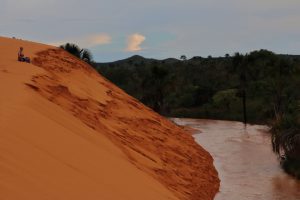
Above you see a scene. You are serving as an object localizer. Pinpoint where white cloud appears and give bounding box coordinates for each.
[125,33,146,52]
[49,33,112,48]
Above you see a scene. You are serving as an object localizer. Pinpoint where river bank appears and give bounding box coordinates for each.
[173,118,300,200]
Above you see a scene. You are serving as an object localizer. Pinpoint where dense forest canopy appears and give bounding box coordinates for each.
[95,50,299,123]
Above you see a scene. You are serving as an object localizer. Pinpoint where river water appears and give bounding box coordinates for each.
[172,118,300,200]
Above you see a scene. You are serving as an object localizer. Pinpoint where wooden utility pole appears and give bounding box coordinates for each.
[241,61,247,125]
[233,53,247,126]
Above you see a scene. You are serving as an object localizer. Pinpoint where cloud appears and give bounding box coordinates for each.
[87,34,112,46]
[49,33,112,48]
[126,33,146,52]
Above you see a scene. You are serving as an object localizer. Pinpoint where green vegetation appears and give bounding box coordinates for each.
[94,51,299,122]
[60,43,93,64]
[93,50,300,178]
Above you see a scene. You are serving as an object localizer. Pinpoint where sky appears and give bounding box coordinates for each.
[1,0,300,62]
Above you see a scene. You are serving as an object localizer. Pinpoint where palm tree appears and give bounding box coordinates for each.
[60,43,81,58]
[272,127,300,158]
[271,100,300,178]
[80,48,93,64]
[60,43,93,64]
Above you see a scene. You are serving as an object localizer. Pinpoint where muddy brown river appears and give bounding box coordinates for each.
[173,118,300,200]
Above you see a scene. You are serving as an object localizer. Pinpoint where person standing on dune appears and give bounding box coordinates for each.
[18,47,30,63]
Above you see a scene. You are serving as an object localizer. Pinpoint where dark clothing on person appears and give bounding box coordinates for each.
[18,48,30,63]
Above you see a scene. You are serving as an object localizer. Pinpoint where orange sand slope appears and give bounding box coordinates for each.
[0,36,219,200]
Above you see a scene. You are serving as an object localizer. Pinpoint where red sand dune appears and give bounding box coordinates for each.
[0,36,219,200]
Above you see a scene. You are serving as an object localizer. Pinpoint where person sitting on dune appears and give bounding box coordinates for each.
[18,47,31,63]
